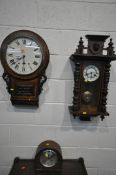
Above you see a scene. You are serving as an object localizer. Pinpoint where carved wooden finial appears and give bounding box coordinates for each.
[107,38,115,56]
[76,37,84,54]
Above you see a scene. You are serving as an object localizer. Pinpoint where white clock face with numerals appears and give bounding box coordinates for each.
[83,65,100,82]
[6,38,42,75]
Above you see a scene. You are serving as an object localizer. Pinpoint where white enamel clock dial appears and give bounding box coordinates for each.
[6,38,42,75]
[40,150,58,167]
[83,65,100,82]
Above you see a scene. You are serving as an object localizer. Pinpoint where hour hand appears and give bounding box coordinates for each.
[16,55,23,61]
[16,55,25,63]
[22,55,26,64]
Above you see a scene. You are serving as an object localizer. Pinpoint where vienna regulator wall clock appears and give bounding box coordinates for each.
[0,30,49,106]
[69,35,116,121]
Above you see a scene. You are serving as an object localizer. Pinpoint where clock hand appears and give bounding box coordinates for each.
[90,72,93,78]
[22,55,26,72]
[14,56,24,63]
[28,63,32,70]
[10,55,24,65]
[87,72,93,78]
[86,72,91,78]
[22,55,26,63]
[16,56,23,60]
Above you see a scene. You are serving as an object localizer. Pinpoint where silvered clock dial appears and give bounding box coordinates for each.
[40,149,58,167]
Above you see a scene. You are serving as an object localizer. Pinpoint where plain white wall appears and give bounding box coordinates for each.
[0,0,116,175]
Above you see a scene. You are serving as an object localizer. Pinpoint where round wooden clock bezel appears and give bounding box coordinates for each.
[0,30,49,80]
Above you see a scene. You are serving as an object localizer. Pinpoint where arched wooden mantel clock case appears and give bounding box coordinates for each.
[0,30,49,106]
[69,35,116,121]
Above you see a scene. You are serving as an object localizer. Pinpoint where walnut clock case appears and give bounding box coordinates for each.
[69,35,116,121]
[0,30,49,106]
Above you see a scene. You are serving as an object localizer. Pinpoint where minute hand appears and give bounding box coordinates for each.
[15,55,24,63]
[22,55,26,64]
[22,55,26,72]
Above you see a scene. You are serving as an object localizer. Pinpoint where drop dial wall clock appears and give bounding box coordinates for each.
[69,35,116,121]
[0,30,49,106]
[35,140,62,172]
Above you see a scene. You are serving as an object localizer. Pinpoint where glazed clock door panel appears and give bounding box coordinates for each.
[80,62,104,115]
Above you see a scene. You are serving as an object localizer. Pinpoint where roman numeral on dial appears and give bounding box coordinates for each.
[34,48,39,51]
[35,55,40,58]
[10,59,15,65]
[8,46,15,49]
[22,67,25,72]
[15,40,20,46]
[15,64,19,69]
[33,61,38,66]
[22,39,26,45]
[8,54,13,57]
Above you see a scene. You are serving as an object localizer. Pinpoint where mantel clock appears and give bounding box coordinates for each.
[35,140,62,172]
[0,30,49,106]
[69,35,116,120]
